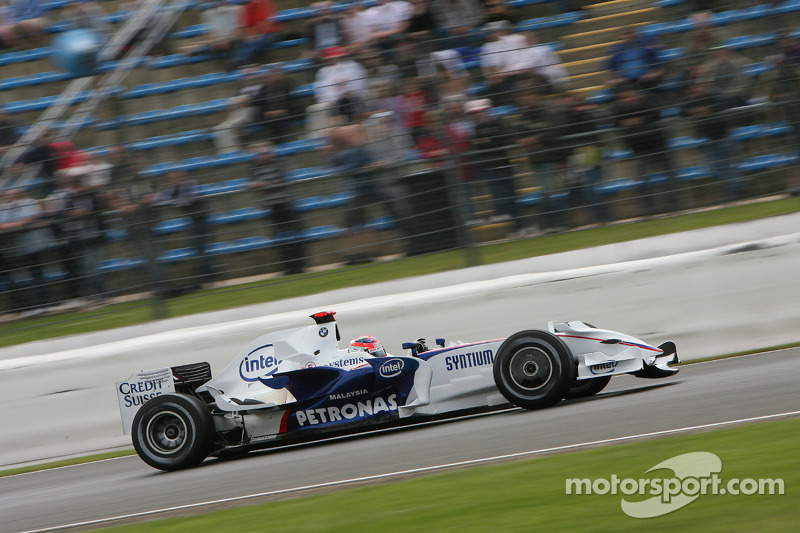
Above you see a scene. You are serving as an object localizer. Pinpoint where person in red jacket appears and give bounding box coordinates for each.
[399,77,431,142]
[232,0,282,68]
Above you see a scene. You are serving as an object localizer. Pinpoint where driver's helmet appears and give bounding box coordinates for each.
[348,335,387,357]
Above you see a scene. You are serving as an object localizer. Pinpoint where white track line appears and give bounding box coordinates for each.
[18,409,800,533]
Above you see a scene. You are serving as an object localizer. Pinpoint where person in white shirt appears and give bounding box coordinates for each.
[342,4,372,45]
[362,0,412,47]
[306,46,368,137]
[480,22,525,70]
[480,20,526,104]
[212,67,266,153]
[505,31,568,92]
[200,0,244,54]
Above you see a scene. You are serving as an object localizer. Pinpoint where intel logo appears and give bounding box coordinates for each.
[589,360,618,375]
[379,359,404,378]
[239,344,281,382]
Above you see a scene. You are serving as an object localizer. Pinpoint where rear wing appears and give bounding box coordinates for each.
[116,368,175,434]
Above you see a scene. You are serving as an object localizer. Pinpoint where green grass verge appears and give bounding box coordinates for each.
[1,196,798,349]
[679,341,800,365]
[0,449,135,478]
[100,417,799,532]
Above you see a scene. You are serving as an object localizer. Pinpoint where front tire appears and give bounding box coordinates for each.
[564,375,612,399]
[132,393,215,471]
[493,330,576,410]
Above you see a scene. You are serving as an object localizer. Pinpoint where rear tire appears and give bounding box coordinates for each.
[493,330,575,410]
[132,393,215,471]
[565,375,612,399]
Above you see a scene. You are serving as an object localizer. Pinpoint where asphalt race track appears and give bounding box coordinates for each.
[2,350,799,533]
[4,241,800,468]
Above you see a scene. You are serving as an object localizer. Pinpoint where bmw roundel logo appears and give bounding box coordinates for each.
[319,327,328,338]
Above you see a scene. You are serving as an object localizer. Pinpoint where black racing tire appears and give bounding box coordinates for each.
[132,393,215,471]
[493,330,576,410]
[564,375,612,399]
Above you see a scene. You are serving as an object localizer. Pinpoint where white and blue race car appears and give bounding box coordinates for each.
[117,311,679,470]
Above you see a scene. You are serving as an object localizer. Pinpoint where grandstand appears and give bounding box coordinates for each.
[1,0,798,314]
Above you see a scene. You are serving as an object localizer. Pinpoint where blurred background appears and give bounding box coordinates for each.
[1,0,798,334]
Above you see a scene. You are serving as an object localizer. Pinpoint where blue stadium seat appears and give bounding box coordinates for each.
[158,248,198,263]
[300,225,344,241]
[45,20,73,33]
[42,0,71,12]
[105,229,129,241]
[282,57,315,73]
[272,231,298,244]
[722,32,777,50]
[670,136,708,150]
[150,53,213,69]
[586,88,613,104]
[195,178,252,196]
[658,76,684,92]
[125,82,169,99]
[205,241,240,255]
[738,154,774,172]
[516,11,585,32]
[490,105,517,117]
[740,4,772,20]
[141,161,178,177]
[44,269,67,282]
[172,23,209,39]
[236,235,271,251]
[775,0,800,14]
[179,156,217,172]
[744,62,774,77]
[516,191,546,207]
[677,166,711,182]
[97,257,146,273]
[273,138,326,157]
[207,207,269,225]
[3,96,58,113]
[507,0,554,6]
[272,38,309,49]
[214,150,253,167]
[604,148,633,161]
[274,7,315,22]
[364,216,397,231]
[104,9,131,24]
[291,84,315,99]
[466,82,487,96]
[0,47,52,66]
[596,178,642,195]
[287,167,335,182]
[645,172,671,186]
[195,98,228,114]
[759,123,792,137]
[293,191,354,213]
[152,218,193,235]
[660,107,681,119]
[657,47,685,62]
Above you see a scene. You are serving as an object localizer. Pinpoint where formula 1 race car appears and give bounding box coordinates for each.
[117,311,679,470]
